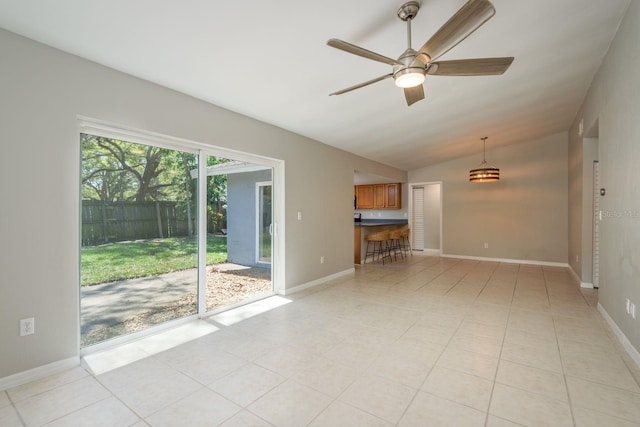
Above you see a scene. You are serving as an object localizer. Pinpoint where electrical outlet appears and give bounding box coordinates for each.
[576,255,579,263]
[631,302,636,319]
[20,317,34,336]
[484,243,489,249]
[320,256,324,264]
[297,211,302,220]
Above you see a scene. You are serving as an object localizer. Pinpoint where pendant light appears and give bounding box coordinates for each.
[469,137,500,183]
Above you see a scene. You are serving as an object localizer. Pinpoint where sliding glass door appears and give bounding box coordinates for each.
[80,133,198,347]
[80,129,278,348]
[257,181,272,264]
[204,159,273,311]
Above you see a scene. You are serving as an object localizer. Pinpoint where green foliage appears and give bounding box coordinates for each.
[80,134,198,204]
[80,135,233,242]
[206,156,230,232]
[80,235,227,286]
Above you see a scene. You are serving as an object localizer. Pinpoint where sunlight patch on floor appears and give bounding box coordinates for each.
[82,320,219,375]
[210,295,292,326]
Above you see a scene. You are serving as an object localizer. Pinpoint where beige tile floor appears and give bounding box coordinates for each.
[3,253,640,426]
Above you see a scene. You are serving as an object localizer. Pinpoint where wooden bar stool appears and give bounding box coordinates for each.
[399,227,412,257]
[364,231,391,265]
[388,229,405,261]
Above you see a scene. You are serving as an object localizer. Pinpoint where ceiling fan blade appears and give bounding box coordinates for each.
[417,0,495,62]
[327,38,403,66]
[329,74,394,96]
[428,57,514,76]
[404,85,425,106]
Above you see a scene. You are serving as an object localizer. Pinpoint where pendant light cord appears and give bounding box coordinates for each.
[481,136,488,163]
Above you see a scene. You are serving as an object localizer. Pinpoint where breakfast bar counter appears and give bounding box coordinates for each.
[354,219,408,264]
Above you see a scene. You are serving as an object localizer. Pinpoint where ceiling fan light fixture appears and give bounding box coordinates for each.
[394,68,426,88]
[327,0,513,106]
[469,136,500,183]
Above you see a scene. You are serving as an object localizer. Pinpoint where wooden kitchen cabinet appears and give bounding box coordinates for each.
[354,226,361,264]
[385,183,401,209]
[373,184,386,209]
[355,185,374,209]
[355,183,401,209]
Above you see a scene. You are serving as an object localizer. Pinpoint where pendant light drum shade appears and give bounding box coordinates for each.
[469,164,500,182]
[469,137,499,183]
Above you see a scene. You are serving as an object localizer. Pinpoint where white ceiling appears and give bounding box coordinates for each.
[0,0,630,171]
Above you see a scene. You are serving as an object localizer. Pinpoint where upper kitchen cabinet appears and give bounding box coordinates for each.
[373,185,386,209]
[355,185,374,209]
[385,183,401,209]
[355,183,401,209]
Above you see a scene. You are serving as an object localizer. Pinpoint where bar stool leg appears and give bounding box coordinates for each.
[364,240,373,264]
[389,237,396,261]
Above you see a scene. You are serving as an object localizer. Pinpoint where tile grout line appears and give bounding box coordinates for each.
[547,269,578,427]
[481,261,518,427]
[373,256,466,425]
[90,367,152,425]
[4,390,27,427]
[394,258,503,425]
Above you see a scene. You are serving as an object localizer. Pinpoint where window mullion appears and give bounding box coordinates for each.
[197,151,207,315]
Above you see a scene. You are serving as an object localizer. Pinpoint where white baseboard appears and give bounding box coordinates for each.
[567,265,594,288]
[279,268,354,296]
[568,265,581,284]
[441,253,569,268]
[419,248,441,255]
[598,303,640,369]
[0,356,79,391]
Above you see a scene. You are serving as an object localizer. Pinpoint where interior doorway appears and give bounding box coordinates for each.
[592,160,600,288]
[582,131,599,289]
[409,182,442,253]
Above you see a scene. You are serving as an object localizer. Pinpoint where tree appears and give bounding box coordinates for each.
[81,134,176,202]
[206,156,230,233]
[81,133,227,236]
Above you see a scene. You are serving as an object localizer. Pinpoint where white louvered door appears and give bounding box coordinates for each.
[412,187,425,250]
[593,161,600,288]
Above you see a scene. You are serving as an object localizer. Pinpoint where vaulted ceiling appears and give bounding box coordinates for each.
[0,0,630,170]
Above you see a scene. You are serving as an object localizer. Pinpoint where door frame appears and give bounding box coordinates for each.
[78,118,285,354]
[255,180,273,266]
[198,151,284,302]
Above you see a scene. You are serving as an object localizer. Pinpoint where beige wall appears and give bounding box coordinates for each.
[410,133,568,263]
[0,29,406,379]
[423,184,441,250]
[568,1,640,351]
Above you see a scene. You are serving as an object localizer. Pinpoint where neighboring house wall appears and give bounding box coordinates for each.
[568,1,640,354]
[409,133,569,263]
[0,29,406,380]
[227,170,272,267]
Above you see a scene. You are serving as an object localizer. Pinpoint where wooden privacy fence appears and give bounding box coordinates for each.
[82,201,191,246]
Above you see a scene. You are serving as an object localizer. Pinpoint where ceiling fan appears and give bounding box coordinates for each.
[327,0,514,106]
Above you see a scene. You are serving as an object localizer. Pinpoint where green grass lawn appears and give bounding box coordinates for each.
[81,235,227,286]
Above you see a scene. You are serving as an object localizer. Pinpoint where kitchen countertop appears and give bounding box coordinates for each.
[355,219,408,227]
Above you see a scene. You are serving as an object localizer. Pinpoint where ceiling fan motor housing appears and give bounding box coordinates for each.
[393,48,427,87]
